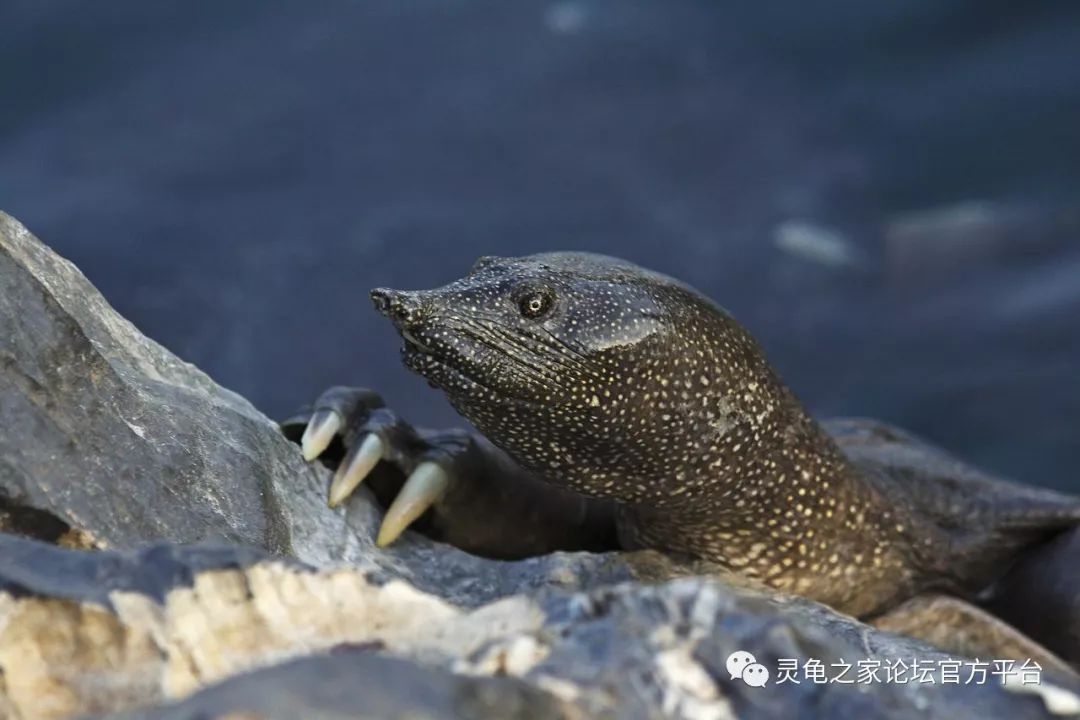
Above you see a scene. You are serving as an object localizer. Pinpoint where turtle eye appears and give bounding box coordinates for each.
[518,290,554,319]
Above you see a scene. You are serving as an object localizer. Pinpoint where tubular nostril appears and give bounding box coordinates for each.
[370,288,396,315]
[370,287,424,326]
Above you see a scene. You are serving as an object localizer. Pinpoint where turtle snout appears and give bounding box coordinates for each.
[370,287,428,328]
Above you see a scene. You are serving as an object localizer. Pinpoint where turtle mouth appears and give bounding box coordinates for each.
[395,326,448,376]
[390,321,478,387]
[399,330,488,396]
[400,328,434,354]
[396,323,548,410]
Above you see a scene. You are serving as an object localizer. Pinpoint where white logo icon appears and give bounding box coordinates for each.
[727,650,770,687]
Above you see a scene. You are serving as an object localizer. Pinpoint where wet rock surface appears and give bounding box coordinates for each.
[1,211,1077,719]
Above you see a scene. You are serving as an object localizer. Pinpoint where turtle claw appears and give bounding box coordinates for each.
[329,433,385,507]
[377,461,451,547]
[283,386,467,547]
[301,409,342,462]
[282,387,620,559]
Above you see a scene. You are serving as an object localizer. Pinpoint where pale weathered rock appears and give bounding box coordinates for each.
[0,535,555,718]
[3,534,1078,720]
[97,650,578,720]
[2,211,1078,719]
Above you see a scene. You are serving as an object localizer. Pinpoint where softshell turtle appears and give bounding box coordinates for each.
[282,252,1080,671]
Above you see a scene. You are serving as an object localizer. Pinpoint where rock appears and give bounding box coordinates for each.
[96,650,577,720]
[1,211,1078,719]
[0,209,325,553]
[3,535,1077,720]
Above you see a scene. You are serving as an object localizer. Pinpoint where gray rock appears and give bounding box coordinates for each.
[96,650,575,720]
[0,210,326,553]
[1,211,1077,719]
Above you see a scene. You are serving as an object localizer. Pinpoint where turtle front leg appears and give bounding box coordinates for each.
[280,386,618,558]
[871,593,1078,680]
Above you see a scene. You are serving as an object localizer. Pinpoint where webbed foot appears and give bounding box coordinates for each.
[281,386,618,558]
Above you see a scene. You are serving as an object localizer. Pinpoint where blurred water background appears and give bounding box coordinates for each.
[1,1,1077,490]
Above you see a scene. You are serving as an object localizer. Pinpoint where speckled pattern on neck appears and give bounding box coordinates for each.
[372,253,945,616]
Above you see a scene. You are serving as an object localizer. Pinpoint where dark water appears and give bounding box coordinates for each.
[2,1,1077,490]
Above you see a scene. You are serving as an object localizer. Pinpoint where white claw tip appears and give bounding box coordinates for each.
[301,410,343,461]
[328,433,385,507]
[376,461,450,547]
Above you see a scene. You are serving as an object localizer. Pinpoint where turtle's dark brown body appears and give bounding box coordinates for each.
[283,253,1080,667]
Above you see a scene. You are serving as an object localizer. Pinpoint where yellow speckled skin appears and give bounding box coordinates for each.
[370,253,1080,619]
